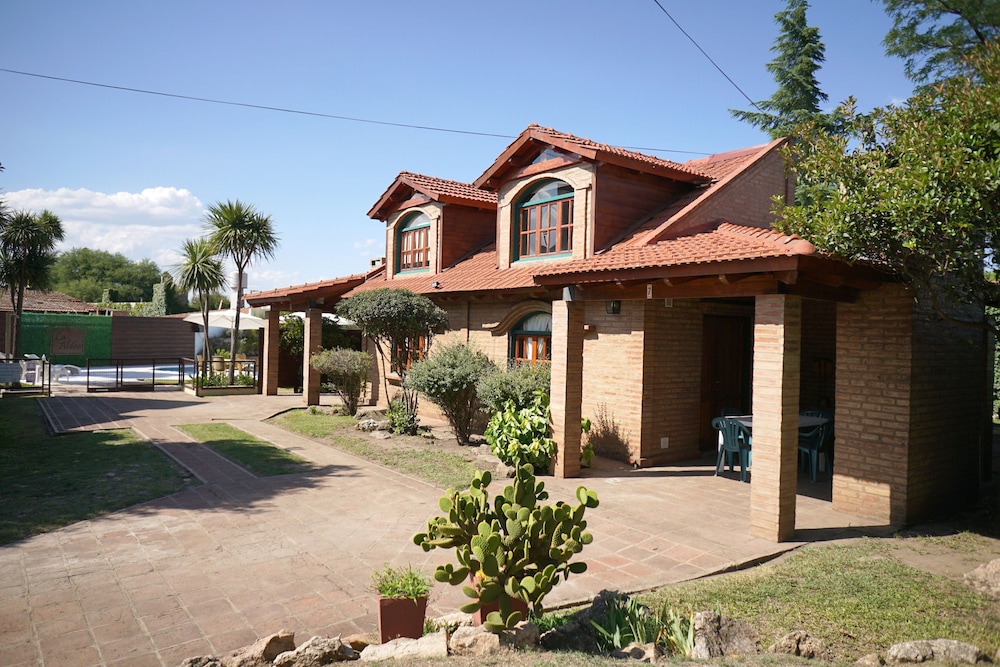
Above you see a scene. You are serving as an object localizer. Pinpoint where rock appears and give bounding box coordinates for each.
[500,621,540,649]
[768,630,832,660]
[273,636,357,666]
[222,630,296,667]
[355,408,385,421]
[449,625,501,657]
[359,630,448,662]
[180,658,222,667]
[611,641,661,663]
[886,639,986,664]
[965,558,1000,597]
[432,612,474,630]
[539,619,596,653]
[691,610,758,659]
[856,654,885,667]
[341,634,375,653]
[369,430,391,440]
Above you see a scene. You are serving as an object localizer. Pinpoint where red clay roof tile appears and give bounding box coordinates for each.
[368,171,496,220]
[0,289,97,313]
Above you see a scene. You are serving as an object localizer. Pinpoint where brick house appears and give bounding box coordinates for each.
[247,124,991,541]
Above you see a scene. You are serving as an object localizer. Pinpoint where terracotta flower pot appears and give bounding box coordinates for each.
[378,596,427,643]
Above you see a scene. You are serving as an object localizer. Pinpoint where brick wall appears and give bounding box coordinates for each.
[834,285,913,523]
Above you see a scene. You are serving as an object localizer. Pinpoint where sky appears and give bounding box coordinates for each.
[1,1,914,296]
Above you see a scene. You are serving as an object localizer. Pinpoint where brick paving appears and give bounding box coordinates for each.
[2,388,888,666]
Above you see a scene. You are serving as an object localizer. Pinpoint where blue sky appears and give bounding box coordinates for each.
[1,1,913,295]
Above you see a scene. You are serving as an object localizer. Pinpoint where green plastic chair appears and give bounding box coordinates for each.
[798,410,833,482]
[712,417,752,483]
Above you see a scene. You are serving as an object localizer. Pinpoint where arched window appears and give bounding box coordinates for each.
[511,312,552,366]
[515,180,573,260]
[397,212,430,272]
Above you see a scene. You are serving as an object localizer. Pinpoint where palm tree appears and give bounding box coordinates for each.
[0,209,64,357]
[171,237,226,370]
[204,199,279,384]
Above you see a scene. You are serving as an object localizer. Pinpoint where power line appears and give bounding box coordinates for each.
[0,67,710,157]
[649,0,763,112]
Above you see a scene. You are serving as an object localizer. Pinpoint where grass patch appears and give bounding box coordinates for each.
[0,396,197,546]
[177,422,312,476]
[641,539,1000,661]
[268,409,479,490]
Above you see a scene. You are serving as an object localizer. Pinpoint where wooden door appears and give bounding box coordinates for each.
[699,315,751,451]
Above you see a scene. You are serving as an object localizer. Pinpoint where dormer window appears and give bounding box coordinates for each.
[515,180,574,260]
[397,212,430,272]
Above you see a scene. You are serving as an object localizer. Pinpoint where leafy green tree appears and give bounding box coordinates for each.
[171,238,227,360]
[731,0,842,138]
[205,199,279,384]
[880,0,1000,87]
[406,342,495,444]
[309,347,373,416]
[776,42,1000,327]
[52,248,161,303]
[0,209,64,357]
[336,288,449,416]
[476,362,551,413]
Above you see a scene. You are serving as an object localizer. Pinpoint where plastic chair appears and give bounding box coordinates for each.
[711,417,752,483]
[798,410,833,482]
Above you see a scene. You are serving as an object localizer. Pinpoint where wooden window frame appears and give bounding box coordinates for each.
[512,332,551,367]
[391,335,428,373]
[515,182,573,260]
[396,213,431,273]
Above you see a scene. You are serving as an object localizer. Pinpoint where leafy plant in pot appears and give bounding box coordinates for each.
[413,464,599,633]
[371,564,432,643]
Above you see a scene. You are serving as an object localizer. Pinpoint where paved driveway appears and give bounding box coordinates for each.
[0,390,886,667]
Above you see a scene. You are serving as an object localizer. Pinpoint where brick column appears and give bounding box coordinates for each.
[263,307,281,396]
[550,298,585,478]
[303,308,322,406]
[750,295,802,542]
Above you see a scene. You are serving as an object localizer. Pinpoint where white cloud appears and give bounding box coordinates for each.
[353,237,379,249]
[5,186,205,269]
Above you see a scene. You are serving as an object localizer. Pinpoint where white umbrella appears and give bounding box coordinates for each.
[183,309,267,330]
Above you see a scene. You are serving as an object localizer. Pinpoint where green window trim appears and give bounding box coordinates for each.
[396,212,431,273]
[514,179,574,261]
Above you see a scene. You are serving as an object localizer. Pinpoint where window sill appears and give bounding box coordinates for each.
[512,253,572,264]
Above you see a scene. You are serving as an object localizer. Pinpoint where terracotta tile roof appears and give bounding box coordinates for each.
[245,271,371,306]
[368,171,496,220]
[0,289,97,313]
[346,244,541,297]
[475,124,713,189]
[683,143,775,180]
[531,223,816,283]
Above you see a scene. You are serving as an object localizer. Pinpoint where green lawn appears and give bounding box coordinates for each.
[267,409,479,490]
[177,422,313,476]
[640,537,1000,661]
[0,396,197,546]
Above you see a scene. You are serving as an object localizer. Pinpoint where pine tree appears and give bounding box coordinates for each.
[731,0,841,138]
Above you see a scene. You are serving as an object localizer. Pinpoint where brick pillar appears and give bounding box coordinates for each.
[263,307,281,396]
[750,295,802,542]
[551,298,585,478]
[303,308,322,406]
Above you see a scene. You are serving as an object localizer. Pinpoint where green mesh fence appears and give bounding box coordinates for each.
[20,313,112,366]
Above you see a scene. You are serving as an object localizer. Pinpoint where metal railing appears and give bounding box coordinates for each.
[85,358,187,393]
[0,356,52,397]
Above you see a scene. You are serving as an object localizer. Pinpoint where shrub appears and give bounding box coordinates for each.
[476,362,551,413]
[485,390,555,472]
[587,403,632,463]
[386,398,418,435]
[405,342,495,445]
[309,347,372,416]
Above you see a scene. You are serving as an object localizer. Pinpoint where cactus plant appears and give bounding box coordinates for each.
[413,464,599,633]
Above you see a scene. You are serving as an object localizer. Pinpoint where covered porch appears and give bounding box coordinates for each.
[538,252,991,543]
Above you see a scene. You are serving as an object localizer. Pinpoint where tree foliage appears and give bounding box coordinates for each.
[776,42,1000,322]
[406,342,495,444]
[205,199,279,383]
[731,0,842,138]
[880,0,1000,87]
[52,248,161,303]
[335,288,449,409]
[310,347,373,416]
[0,209,65,357]
[172,237,226,348]
[476,362,551,413]
[279,315,352,356]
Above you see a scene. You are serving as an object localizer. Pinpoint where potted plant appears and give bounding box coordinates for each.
[371,564,432,643]
[211,348,229,373]
[414,464,599,633]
